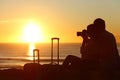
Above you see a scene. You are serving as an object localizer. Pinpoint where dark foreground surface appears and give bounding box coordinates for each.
[0,63,120,80]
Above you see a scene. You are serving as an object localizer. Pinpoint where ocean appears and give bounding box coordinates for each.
[0,43,81,69]
[0,43,120,70]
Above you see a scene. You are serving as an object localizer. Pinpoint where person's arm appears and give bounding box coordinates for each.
[80,30,89,55]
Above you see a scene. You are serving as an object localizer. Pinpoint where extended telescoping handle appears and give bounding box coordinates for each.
[33,49,40,64]
[51,37,60,65]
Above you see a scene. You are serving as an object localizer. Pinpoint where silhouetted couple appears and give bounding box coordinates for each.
[63,18,120,80]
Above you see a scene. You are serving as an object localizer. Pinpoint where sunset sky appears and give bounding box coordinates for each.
[0,0,120,43]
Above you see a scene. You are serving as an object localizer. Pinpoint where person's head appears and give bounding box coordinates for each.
[93,18,106,32]
[87,24,96,38]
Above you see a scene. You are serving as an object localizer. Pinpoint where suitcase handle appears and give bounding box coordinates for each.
[51,37,60,65]
[33,49,40,64]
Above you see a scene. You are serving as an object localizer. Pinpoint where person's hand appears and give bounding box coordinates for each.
[81,30,88,41]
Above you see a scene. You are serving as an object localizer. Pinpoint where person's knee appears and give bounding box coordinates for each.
[66,55,74,59]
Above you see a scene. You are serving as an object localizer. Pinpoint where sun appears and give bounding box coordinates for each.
[23,21,44,43]
[22,20,44,59]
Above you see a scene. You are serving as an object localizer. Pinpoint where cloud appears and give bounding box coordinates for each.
[0,19,29,23]
[0,20,9,23]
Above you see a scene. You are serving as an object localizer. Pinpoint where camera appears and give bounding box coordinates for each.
[77,30,87,36]
[77,32,83,36]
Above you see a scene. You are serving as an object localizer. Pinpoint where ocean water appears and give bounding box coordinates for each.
[0,43,120,69]
[0,43,80,69]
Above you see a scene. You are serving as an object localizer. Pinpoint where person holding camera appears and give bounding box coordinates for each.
[81,24,99,62]
[62,24,100,80]
[63,24,99,69]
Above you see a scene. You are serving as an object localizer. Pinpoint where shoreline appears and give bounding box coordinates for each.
[0,59,64,70]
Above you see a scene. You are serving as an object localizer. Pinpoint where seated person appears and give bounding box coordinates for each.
[63,24,99,70]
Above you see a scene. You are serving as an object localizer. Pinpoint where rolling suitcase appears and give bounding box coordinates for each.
[40,37,61,80]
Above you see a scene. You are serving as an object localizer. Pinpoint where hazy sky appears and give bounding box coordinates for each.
[0,0,120,43]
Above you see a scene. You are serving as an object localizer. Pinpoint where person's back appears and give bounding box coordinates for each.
[97,30,119,61]
[93,18,119,66]
[93,18,120,80]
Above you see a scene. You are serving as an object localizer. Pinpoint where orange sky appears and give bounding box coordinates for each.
[0,0,120,43]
